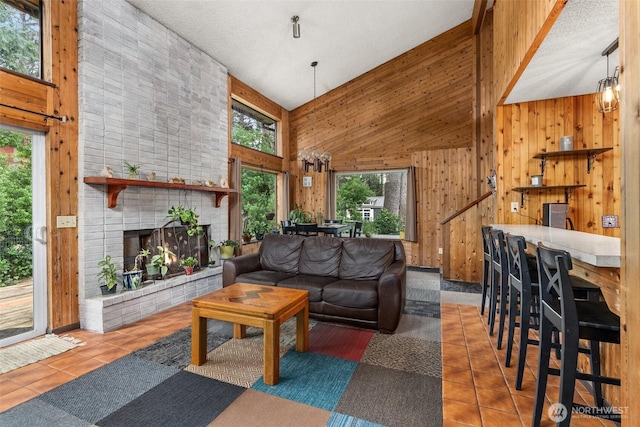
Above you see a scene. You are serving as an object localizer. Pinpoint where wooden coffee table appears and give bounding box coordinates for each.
[191,283,309,385]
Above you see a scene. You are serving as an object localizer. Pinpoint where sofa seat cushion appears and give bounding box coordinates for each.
[278,275,338,302]
[259,234,305,274]
[235,270,295,286]
[323,279,378,309]
[339,239,394,280]
[298,237,342,277]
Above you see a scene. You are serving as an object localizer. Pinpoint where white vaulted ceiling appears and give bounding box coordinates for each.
[125,0,475,110]
[125,0,619,110]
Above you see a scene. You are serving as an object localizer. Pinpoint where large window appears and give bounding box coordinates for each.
[335,170,407,236]
[0,0,42,79]
[232,100,277,156]
[241,168,277,240]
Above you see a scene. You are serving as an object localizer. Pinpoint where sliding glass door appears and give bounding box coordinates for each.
[0,126,47,347]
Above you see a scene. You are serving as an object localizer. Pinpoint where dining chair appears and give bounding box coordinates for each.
[480,226,492,316]
[294,223,319,236]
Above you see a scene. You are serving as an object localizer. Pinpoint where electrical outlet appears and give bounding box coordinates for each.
[602,215,618,228]
[438,247,443,255]
[511,202,519,213]
[56,215,77,228]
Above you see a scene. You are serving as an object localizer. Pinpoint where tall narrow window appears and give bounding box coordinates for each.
[241,168,277,241]
[231,100,278,156]
[0,0,42,79]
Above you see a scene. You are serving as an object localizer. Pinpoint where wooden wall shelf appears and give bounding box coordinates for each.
[511,184,586,207]
[84,176,237,208]
[533,148,612,174]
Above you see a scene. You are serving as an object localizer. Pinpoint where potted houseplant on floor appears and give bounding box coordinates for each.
[97,255,118,295]
[219,239,239,259]
[180,256,198,275]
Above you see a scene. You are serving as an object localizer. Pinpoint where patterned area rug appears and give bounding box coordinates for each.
[0,334,85,374]
[0,269,472,426]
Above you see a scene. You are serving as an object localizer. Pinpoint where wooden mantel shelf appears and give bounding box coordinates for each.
[84,176,237,208]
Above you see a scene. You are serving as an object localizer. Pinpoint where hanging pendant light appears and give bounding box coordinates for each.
[596,38,621,113]
[299,61,330,173]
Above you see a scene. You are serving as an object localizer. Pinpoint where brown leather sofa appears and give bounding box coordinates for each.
[222,233,406,334]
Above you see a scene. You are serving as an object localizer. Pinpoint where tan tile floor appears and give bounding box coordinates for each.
[0,301,619,426]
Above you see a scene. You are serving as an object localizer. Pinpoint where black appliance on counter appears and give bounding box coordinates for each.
[542,203,574,229]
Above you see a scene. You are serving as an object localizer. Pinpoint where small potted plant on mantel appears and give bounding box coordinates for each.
[124,161,141,179]
[180,256,198,276]
[97,255,118,295]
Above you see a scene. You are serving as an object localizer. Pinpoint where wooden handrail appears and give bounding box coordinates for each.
[440,191,493,225]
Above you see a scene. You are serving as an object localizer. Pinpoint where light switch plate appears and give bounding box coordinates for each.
[602,215,618,228]
[57,215,77,228]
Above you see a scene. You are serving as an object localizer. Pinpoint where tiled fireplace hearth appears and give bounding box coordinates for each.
[80,266,222,333]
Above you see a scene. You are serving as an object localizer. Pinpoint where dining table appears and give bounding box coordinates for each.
[316,223,353,236]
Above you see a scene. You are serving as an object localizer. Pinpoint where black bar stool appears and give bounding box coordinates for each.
[488,229,508,349]
[504,234,540,390]
[533,244,621,426]
[480,226,492,316]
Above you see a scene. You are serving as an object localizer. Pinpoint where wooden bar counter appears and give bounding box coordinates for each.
[491,224,622,406]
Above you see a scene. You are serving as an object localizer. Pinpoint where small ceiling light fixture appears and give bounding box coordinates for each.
[596,38,621,113]
[291,15,300,39]
[299,61,331,173]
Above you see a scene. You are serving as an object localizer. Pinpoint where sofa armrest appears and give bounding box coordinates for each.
[222,253,261,287]
[377,260,406,334]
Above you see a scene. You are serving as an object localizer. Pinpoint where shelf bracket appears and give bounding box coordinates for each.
[106,184,128,208]
[539,156,547,175]
[520,191,525,208]
[586,152,597,174]
[564,187,575,203]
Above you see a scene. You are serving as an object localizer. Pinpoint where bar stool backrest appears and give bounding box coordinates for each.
[490,229,507,273]
[482,226,492,262]
[505,234,532,289]
[536,244,578,329]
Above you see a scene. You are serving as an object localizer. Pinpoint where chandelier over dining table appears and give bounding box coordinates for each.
[299,61,331,173]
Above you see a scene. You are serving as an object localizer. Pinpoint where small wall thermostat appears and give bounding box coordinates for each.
[602,215,618,228]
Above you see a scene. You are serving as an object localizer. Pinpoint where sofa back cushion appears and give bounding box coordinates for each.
[299,236,343,277]
[259,234,305,273]
[339,239,395,280]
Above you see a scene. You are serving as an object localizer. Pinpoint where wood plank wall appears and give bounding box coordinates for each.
[620,0,640,421]
[490,0,638,419]
[492,0,564,106]
[289,21,481,271]
[0,0,79,332]
[496,96,621,236]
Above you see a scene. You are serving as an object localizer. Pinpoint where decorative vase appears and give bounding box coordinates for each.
[399,231,405,240]
[123,270,143,290]
[219,245,234,259]
[183,266,194,276]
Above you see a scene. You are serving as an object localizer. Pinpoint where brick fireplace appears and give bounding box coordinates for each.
[77,0,229,332]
